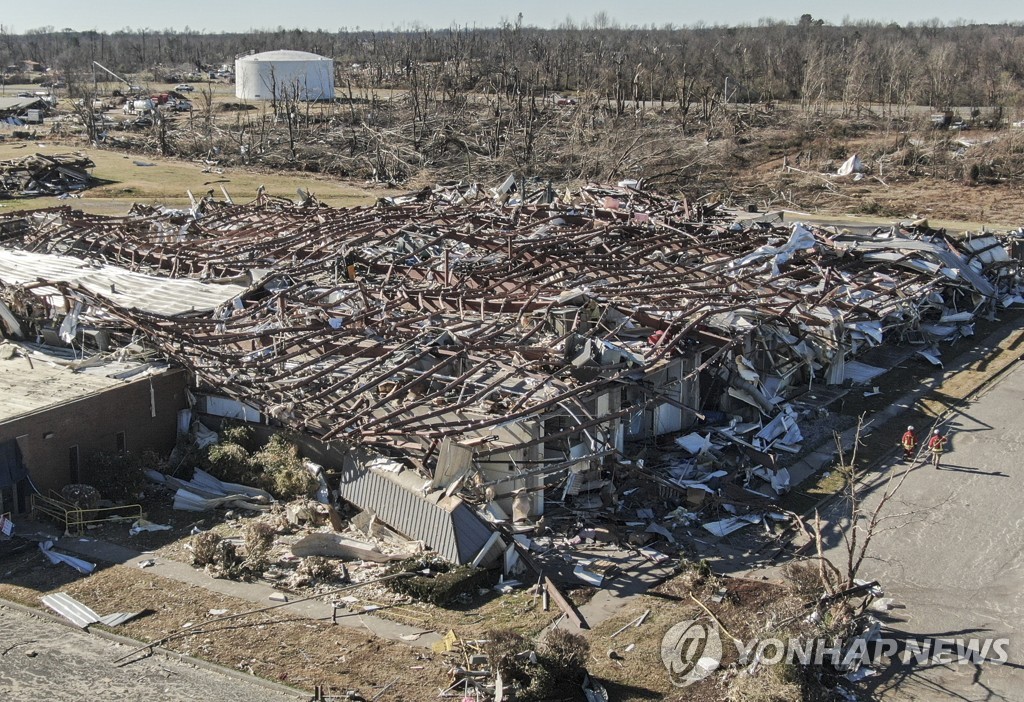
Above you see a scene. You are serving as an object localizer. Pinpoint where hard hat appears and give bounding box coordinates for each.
[933,429,940,434]
[907,425,914,431]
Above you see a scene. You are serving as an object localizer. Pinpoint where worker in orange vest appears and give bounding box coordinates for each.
[927,429,948,468]
[901,425,918,461]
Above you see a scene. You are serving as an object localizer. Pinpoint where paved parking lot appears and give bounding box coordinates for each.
[0,604,303,702]
[822,360,1024,700]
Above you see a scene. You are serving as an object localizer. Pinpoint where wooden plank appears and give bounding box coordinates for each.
[543,576,589,630]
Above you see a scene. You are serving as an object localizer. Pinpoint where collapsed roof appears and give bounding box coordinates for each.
[1,183,1021,553]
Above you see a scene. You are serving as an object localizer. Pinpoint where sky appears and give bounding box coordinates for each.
[1,0,1021,34]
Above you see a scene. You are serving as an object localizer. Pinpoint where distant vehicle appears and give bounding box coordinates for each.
[175,83,195,92]
[17,91,34,98]
[171,99,193,111]
[123,98,155,115]
[129,85,143,93]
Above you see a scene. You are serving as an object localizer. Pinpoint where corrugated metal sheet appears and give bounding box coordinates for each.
[98,611,143,627]
[843,238,995,297]
[336,464,492,564]
[41,592,141,629]
[42,592,101,628]
[0,249,246,315]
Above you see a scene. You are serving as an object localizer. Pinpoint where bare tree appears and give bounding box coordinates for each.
[796,416,917,597]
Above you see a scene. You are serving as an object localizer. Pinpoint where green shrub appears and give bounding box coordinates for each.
[205,442,256,485]
[202,429,318,501]
[219,421,257,451]
[263,462,318,501]
[253,434,319,500]
[385,557,495,606]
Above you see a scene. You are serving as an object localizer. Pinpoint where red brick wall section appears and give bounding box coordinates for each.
[0,369,187,498]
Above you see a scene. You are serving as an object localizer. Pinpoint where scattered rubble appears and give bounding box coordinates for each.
[0,152,97,197]
[2,179,1024,607]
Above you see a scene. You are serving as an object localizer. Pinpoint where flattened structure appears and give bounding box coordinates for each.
[1,183,1021,559]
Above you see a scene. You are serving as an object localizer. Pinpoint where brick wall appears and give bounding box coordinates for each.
[0,369,187,501]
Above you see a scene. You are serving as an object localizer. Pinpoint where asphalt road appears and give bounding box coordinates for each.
[821,359,1024,701]
[0,604,303,702]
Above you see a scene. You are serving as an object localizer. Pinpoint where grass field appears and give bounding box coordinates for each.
[0,125,381,216]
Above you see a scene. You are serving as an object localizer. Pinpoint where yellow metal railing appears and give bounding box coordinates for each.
[31,492,142,535]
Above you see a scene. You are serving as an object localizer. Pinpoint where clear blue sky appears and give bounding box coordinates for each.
[0,0,1020,33]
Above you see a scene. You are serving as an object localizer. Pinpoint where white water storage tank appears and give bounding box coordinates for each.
[235,50,334,101]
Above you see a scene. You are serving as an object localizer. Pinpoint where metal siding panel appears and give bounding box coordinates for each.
[42,593,100,628]
[452,505,492,563]
[336,466,464,561]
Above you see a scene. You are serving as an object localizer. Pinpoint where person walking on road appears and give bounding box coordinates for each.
[901,425,918,461]
[928,429,948,468]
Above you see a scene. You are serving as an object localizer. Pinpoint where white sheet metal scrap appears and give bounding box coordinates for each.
[38,540,94,575]
[0,249,247,315]
[41,592,142,629]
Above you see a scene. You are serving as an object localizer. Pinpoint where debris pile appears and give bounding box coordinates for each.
[435,627,601,701]
[0,152,97,197]
[144,429,425,588]
[2,180,1023,580]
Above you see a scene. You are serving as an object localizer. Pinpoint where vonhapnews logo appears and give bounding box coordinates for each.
[661,618,1009,688]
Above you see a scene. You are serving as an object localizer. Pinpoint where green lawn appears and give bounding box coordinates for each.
[0,137,380,215]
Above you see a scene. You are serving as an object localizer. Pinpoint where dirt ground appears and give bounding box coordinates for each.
[0,548,449,701]
[0,137,381,216]
[741,167,1024,230]
[0,510,839,701]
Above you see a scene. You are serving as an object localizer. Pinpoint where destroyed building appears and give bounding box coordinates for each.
[0,153,97,198]
[0,183,1021,564]
[0,96,50,125]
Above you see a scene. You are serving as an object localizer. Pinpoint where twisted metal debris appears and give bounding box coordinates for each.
[0,184,1020,480]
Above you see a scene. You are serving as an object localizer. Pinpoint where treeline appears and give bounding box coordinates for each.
[3,17,1024,112]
